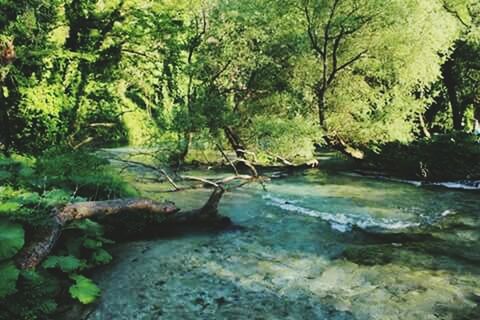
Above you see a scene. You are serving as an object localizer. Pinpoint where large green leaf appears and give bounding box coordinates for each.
[0,261,20,298]
[0,218,25,260]
[69,275,101,304]
[42,255,86,273]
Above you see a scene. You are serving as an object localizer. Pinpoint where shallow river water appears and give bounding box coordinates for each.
[87,160,480,320]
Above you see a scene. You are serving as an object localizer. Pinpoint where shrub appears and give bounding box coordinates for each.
[367,133,480,181]
[0,150,135,319]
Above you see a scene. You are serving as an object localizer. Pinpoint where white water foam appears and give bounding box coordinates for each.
[430,181,480,190]
[344,172,480,190]
[343,172,480,190]
[263,194,421,233]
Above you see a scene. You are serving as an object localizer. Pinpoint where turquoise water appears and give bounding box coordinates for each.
[88,165,480,320]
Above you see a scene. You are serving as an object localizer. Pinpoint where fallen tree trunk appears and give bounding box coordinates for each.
[16,188,226,270]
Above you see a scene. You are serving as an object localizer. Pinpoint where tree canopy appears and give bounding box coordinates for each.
[0,0,478,160]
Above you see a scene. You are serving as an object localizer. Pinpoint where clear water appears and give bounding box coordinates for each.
[88,164,480,320]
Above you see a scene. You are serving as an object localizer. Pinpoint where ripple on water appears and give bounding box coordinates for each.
[263,194,422,233]
[89,157,480,320]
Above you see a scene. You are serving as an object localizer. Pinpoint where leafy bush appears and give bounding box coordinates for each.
[0,151,135,319]
[367,133,480,181]
[33,150,137,200]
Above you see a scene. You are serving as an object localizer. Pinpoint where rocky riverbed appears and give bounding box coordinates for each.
[86,156,480,320]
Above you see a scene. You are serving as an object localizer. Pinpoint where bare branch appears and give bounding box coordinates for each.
[73,137,94,150]
[180,175,220,188]
[328,49,367,85]
[442,1,470,28]
[88,123,116,128]
[215,143,239,175]
[113,159,180,191]
[304,1,323,57]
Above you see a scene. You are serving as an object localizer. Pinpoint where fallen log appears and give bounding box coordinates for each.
[16,188,226,270]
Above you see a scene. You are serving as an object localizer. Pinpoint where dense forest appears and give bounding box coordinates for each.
[1,0,480,319]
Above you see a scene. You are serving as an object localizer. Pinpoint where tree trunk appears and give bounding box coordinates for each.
[16,188,226,270]
[316,86,326,128]
[424,93,448,128]
[175,132,192,167]
[442,57,464,130]
[224,126,246,159]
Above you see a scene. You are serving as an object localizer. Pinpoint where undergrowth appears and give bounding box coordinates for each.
[0,150,137,319]
[366,133,480,181]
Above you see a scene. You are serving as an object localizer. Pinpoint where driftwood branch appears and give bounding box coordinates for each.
[233,159,258,177]
[265,151,295,167]
[114,158,180,191]
[113,157,263,192]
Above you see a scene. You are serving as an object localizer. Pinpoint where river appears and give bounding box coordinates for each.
[87,152,480,320]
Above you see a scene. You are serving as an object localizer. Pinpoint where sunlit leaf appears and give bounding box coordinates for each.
[69,275,101,304]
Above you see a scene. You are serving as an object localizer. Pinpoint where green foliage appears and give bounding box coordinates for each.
[43,255,87,273]
[0,219,24,260]
[0,151,125,319]
[0,201,21,214]
[68,274,101,304]
[0,261,20,299]
[35,151,138,199]
[250,115,319,162]
[368,133,480,181]
[0,270,60,320]
[1,0,476,159]
[41,189,73,207]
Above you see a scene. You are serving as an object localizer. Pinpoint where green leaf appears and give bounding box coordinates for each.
[0,218,25,260]
[91,248,112,265]
[42,255,86,273]
[0,201,21,214]
[69,275,101,304]
[0,261,20,298]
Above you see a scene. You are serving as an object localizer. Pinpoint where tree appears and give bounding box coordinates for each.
[436,0,480,131]
[283,0,460,150]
